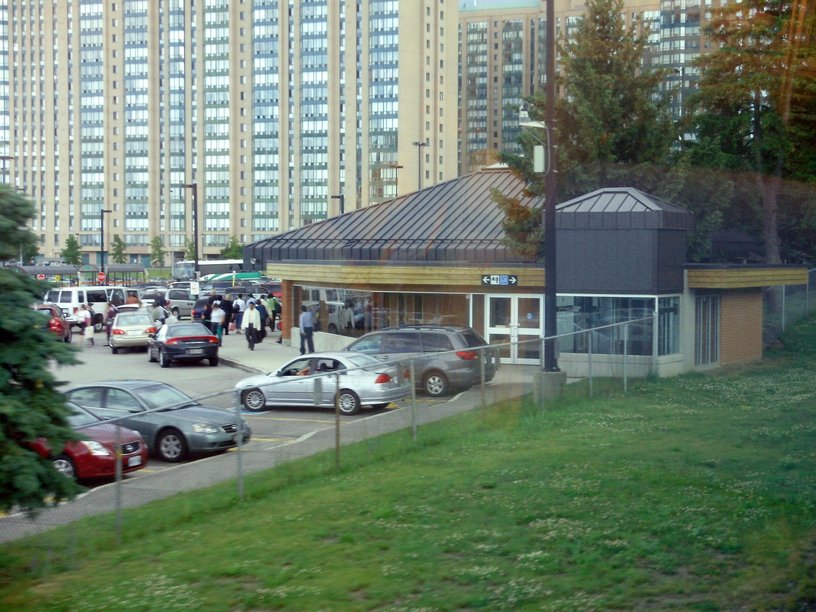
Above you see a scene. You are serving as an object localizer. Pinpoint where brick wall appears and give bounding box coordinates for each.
[720,289,763,365]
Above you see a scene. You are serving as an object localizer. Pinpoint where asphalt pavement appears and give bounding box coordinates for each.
[215,326,302,374]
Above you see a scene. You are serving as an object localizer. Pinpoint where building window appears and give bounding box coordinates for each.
[694,294,719,365]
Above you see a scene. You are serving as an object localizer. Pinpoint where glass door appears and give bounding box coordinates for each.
[486,295,543,365]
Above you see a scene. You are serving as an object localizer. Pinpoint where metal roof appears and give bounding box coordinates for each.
[248,168,541,264]
[556,187,693,230]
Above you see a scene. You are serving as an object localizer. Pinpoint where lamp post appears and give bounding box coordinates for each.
[412,141,427,191]
[331,193,345,215]
[520,0,558,373]
[182,182,199,278]
[99,208,113,279]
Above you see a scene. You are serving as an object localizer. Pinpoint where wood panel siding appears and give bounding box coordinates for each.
[719,290,763,365]
[687,267,808,289]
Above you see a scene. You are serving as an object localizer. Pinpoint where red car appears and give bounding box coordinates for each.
[29,401,149,481]
[35,302,72,343]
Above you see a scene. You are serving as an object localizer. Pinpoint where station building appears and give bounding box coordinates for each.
[245,168,807,377]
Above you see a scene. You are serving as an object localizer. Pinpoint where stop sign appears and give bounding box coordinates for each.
[36,273,46,280]
[97,272,106,283]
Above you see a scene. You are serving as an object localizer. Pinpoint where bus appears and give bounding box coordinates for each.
[171,259,244,281]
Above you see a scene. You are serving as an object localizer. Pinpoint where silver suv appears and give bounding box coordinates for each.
[344,325,499,397]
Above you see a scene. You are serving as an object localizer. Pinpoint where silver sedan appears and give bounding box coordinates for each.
[235,351,408,415]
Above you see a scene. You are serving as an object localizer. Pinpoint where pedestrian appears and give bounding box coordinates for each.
[240,300,262,351]
[299,304,315,354]
[254,299,268,342]
[221,294,234,335]
[266,295,278,332]
[78,303,94,347]
[104,301,118,347]
[233,293,246,329]
[210,300,225,345]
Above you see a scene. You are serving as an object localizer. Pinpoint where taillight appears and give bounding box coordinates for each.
[166,338,180,345]
[455,350,479,360]
[374,373,393,384]
[112,328,126,335]
[208,337,219,344]
[49,318,61,332]
[146,327,157,334]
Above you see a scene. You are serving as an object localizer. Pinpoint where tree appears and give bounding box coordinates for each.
[183,239,196,261]
[150,236,166,267]
[60,235,81,265]
[554,0,676,197]
[21,242,40,266]
[111,234,127,264]
[220,235,243,259]
[0,186,81,513]
[690,0,816,263]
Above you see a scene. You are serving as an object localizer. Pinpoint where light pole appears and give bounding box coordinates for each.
[99,208,113,279]
[331,193,345,215]
[412,141,427,191]
[182,183,199,278]
[520,0,558,372]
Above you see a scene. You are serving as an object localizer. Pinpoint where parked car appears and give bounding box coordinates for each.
[141,287,196,319]
[235,351,408,415]
[43,285,140,331]
[110,311,157,354]
[344,325,499,397]
[35,302,72,342]
[28,401,148,481]
[148,322,220,367]
[64,381,251,462]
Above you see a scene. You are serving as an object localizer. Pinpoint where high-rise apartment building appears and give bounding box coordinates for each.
[457,0,716,175]
[2,1,458,266]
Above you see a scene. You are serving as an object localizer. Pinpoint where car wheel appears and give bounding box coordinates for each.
[93,316,104,333]
[159,350,170,368]
[52,455,77,480]
[148,347,156,362]
[338,389,361,415]
[111,345,119,354]
[423,371,449,397]
[242,389,267,412]
[209,357,219,366]
[156,429,187,462]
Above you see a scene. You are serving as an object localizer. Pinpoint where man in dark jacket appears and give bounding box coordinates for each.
[221,294,234,335]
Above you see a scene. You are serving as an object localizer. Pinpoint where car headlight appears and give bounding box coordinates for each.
[80,440,113,456]
[191,423,220,434]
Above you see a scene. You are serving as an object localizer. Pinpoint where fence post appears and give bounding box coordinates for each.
[587,331,593,399]
[782,285,786,331]
[410,360,417,441]
[623,322,629,394]
[334,374,341,469]
[115,423,123,545]
[479,346,486,414]
[234,396,245,502]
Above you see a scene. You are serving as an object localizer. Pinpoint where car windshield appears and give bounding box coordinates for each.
[117,314,153,326]
[168,323,211,337]
[135,383,196,410]
[66,405,101,428]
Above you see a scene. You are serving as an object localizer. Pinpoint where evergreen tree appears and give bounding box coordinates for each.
[184,239,196,261]
[689,0,816,263]
[220,235,243,259]
[111,234,127,264]
[0,187,81,513]
[60,235,82,265]
[149,236,166,267]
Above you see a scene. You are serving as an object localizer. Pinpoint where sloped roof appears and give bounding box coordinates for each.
[556,187,693,230]
[248,168,539,264]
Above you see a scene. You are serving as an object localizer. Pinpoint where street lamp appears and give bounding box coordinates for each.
[182,183,199,278]
[520,0,558,373]
[331,193,345,215]
[99,208,113,279]
[412,141,427,190]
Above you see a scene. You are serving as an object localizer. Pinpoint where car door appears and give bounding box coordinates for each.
[263,357,322,406]
[167,289,194,318]
[380,331,425,373]
[102,388,159,441]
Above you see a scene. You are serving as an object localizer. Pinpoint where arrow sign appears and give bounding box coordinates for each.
[481,274,519,287]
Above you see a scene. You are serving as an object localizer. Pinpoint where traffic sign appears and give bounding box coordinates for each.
[36,273,46,280]
[97,272,106,283]
[481,274,518,287]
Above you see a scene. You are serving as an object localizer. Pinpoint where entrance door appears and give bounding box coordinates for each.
[485,295,543,365]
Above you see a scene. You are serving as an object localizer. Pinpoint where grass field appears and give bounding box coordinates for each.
[2,317,816,609]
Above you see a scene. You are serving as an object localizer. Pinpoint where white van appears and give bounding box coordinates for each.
[43,286,140,331]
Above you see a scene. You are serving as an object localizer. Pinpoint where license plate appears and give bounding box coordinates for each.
[127,456,142,467]
[188,348,203,355]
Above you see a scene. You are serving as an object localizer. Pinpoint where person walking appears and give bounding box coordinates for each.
[78,304,94,347]
[254,299,268,343]
[266,295,279,332]
[210,300,226,346]
[104,301,118,347]
[299,304,315,354]
[240,300,262,350]
[221,294,234,335]
[233,293,246,330]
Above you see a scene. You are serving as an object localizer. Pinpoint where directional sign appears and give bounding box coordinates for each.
[481,274,518,287]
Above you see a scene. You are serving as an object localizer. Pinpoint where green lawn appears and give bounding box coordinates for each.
[3,318,816,609]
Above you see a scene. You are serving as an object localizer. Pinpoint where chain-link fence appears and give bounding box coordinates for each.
[763,269,816,347]
[0,316,686,572]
